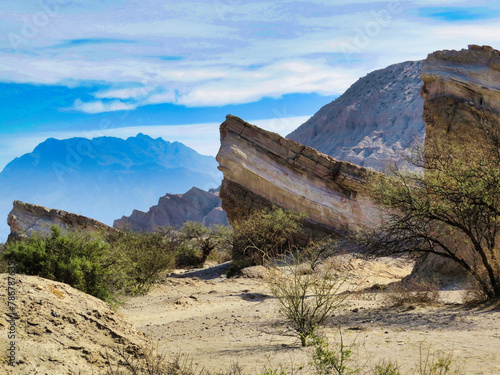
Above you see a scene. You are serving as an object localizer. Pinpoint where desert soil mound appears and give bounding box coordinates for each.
[0,273,150,374]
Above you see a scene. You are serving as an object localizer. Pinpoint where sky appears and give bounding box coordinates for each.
[1,0,500,171]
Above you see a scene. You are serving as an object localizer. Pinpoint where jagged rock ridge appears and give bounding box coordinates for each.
[114,187,229,232]
[7,200,118,242]
[216,115,384,259]
[288,60,425,171]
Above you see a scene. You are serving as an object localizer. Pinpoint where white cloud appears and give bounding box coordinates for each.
[72,99,137,114]
[94,87,152,99]
[177,60,362,106]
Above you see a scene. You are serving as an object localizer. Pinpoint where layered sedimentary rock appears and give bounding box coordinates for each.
[114,187,229,232]
[216,115,384,251]
[7,200,117,242]
[422,45,500,145]
[413,45,500,279]
[288,60,425,171]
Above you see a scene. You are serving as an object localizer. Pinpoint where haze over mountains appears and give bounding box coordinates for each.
[288,61,425,171]
[0,134,221,242]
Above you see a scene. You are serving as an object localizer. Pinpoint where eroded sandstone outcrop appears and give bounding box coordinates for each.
[413,45,500,280]
[216,115,384,257]
[7,200,117,242]
[421,45,500,145]
[113,187,229,232]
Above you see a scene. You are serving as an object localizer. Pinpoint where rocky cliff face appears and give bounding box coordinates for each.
[216,115,384,252]
[421,45,500,145]
[7,200,118,242]
[114,187,229,232]
[288,60,425,171]
[413,45,500,280]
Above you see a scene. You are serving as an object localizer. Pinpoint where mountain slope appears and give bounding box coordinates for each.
[0,134,222,241]
[287,61,425,171]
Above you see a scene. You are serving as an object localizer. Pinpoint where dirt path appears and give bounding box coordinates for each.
[119,256,500,374]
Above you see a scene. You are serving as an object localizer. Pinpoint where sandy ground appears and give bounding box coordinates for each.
[119,255,500,374]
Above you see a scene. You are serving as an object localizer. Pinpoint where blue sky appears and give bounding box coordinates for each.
[1,0,500,170]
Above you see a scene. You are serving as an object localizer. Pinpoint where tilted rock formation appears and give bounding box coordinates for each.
[288,60,425,171]
[114,187,229,232]
[7,200,117,242]
[413,45,500,280]
[216,115,384,258]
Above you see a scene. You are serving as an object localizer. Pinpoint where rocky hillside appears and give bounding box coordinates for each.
[287,60,424,171]
[114,186,228,232]
[0,134,222,242]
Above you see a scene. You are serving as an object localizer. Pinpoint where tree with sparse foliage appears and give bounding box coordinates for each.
[359,120,500,300]
[266,252,349,347]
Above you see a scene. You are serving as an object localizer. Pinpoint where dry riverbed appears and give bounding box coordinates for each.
[119,255,500,374]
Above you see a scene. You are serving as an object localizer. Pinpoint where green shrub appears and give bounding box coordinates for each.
[310,335,359,375]
[2,222,233,303]
[106,228,179,294]
[232,207,307,266]
[375,362,401,375]
[225,261,246,278]
[3,226,112,301]
[177,222,233,268]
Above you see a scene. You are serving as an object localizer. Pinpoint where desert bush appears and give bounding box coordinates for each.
[206,224,233,264]
[107,228,179,294]
[105,343,244,375]
[266,253,349,347]
[416,345,462,375]
[225,261,247,278]
[374,362,401,375]
[2,226,113,301]
[310,335,359,375]
[177,222,233,268]
[301,236,339,272]
[232,207,307,266]
[384,278,440,307]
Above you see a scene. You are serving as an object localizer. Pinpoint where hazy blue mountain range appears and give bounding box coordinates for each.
[0,133,222,242]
